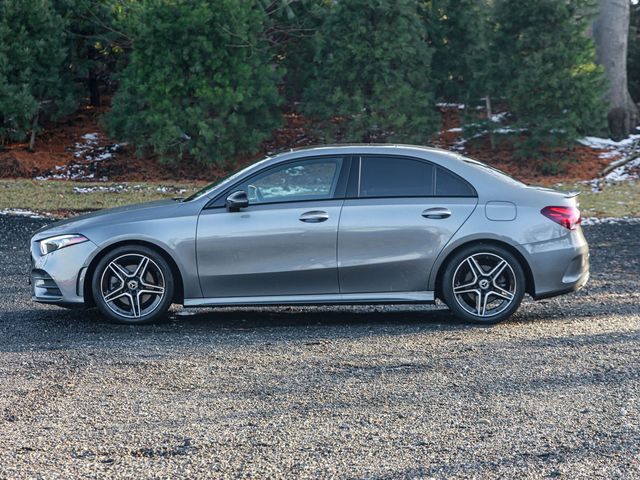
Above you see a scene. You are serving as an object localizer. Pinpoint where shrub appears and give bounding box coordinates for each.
[302,0,439,143]
[491,0,606,156]
[0,0,76,149]
[104,0,282,165]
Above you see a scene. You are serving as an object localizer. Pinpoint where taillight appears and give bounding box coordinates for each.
[541,206,581,230]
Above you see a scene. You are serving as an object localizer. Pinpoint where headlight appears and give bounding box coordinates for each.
[39,234,89,255]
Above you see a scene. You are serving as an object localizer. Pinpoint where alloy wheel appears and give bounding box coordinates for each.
[100,253,166,319]
[451,252,517,318]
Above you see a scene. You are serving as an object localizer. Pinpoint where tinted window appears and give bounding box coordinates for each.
[435,167,475,196]
[359,156,434,197]
[239,157,343,204]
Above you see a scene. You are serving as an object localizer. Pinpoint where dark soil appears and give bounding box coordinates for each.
[0,104,612,186]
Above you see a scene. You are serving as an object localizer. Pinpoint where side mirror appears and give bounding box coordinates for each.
[226,190,249,211]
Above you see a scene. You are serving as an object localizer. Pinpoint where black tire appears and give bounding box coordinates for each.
[441,244,525,324]
[92,245,174,324]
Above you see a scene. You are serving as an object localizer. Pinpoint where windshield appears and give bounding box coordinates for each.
[182,156,271,202]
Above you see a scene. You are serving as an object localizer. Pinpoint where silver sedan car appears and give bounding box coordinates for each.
[30,145,589,324]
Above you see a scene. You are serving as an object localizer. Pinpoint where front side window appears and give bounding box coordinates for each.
[359,156,434,197]
[239,157,343,204]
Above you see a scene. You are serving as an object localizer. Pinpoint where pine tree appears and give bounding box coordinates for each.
[491,0,605,155]
[103,0,282,165]
[302,0,438,143]
[54,0,124,108]
[0,0,76,149]
[426,0,491,103]
[262,0,324,104]
[626,2,640,103]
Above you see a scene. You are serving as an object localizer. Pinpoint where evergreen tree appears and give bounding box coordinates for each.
[302,0,438,143]
[627,1,640,103]
[491,0,605,155]
[426,0,490,103]
[54,0,125,107]
[0,0,76,149]
[104,0,282,165]
[261,0,324,104]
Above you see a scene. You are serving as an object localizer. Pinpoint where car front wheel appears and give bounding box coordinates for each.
[441,244,525,324]
[92,245,174,324]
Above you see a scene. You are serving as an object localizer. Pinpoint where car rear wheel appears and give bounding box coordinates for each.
[441,244,525,324]
[92,245,174,324]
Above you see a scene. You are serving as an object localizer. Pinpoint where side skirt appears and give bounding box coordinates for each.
[184,291,435,307]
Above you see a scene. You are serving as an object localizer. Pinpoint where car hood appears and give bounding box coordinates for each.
[32,200,179,240]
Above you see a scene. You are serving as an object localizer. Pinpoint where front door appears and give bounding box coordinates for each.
[338,155,478,293]
[196,156,348,298]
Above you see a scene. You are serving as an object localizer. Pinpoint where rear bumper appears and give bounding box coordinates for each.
[533,269,589,300]
[519,228,590,300]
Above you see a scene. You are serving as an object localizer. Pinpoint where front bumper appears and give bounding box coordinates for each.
[30,239,97,305]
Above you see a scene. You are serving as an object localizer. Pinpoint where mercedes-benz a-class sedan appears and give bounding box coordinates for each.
[30,145,589,324]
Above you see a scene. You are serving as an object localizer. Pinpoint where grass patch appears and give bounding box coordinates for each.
[556,181,640,218]
[0,180,203,215]
[0,179,638,218]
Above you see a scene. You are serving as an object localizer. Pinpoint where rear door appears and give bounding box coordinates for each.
[337,155,478,293]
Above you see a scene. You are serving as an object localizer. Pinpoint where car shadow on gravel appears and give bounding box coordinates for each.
[0,304,481,352]
[3,304,461,329]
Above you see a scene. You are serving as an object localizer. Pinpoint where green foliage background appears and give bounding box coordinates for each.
[491,0,605,156]
[302,0,438,144]
[103,0,282,164]
[0,0,76,145]
[0,0,611,165]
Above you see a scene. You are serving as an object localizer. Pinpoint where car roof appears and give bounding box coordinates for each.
[192,144,526,202]
[267,144,462,163]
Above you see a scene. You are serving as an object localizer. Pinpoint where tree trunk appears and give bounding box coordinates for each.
[485,94,495,150]
[593,0,639,140]
[89,69,100,107]
[88,46,100,107]
[28,110,40,152]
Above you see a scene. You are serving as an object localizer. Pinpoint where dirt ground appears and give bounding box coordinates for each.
[1,216,639,479]
[0,105,613,186]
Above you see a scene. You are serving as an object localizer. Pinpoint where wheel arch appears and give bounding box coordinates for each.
[433,239,535,300]
[83,240,185,307]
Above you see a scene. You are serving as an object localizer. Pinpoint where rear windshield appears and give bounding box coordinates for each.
[463,158,525,186]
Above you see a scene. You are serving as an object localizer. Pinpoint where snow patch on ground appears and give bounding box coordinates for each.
[582,216,640,226]
[578,133,640,191]
[155,186,187,194]
[436,102,465,110]
[0,209,52,219]
[440,110,519,153]
[578,134,640,150]
[490,112,509,123]
[72,184,187,195]
[35,132,123,181]
[602,157,640,183]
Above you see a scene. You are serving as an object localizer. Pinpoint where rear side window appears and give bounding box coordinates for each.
[435,167,475,196]
[359,156,434,197]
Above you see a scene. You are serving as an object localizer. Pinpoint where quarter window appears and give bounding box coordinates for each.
[359,156,434,197]
[239,157,343,204]
[435,167,475,196]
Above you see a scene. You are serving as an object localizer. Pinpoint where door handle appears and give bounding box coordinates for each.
[422,207,452,219]
[299,210,329,223]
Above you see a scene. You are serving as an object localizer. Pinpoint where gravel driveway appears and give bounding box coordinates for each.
[0,215,639,479]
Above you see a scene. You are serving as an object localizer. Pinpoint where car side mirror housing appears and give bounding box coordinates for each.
[226,190,249,211]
